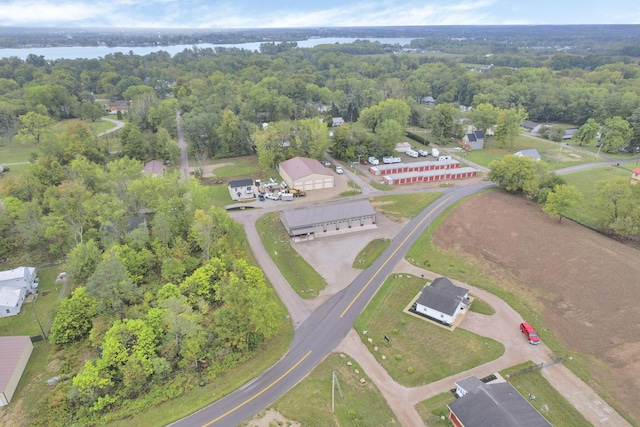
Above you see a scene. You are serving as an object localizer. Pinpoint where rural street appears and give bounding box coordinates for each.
[170,182,495,427]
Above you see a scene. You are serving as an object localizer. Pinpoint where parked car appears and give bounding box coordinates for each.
[437,155,452,161]
[368,156,379,165]
[322,160,332,167]
[335,166,344,174]
[520,322,540,345]
[265,193,279,200]
[417,149,430,157]
[258,194,265,201]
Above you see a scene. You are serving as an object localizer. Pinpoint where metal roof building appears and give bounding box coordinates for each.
[279,157,334,191]
[0,336,34,406]
[280,200,376,241]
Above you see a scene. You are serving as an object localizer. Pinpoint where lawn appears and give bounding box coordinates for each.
[256,212,326,299]
[353,274,504,387]
[251,353,398,427]
[353,238,391,269]
[501,363,591,427]
[464,135,601,170]
[369,192,442,221]
[561,166,633,227]
[414,392,455,426]
[0,139,38,164]
[0,267,64,337]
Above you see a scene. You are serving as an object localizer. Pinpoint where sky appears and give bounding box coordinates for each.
[1,0,640,28]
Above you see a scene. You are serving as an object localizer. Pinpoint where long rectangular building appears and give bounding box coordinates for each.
[280,200,376,241]
[369,159,460,176]
[382,167,478,185]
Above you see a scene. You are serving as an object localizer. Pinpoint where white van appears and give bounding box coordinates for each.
[368,156,379,165]
[405,149,419,158]
[438,155,452,161]
[431,148,440,158]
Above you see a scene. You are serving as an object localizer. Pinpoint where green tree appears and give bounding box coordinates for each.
[120,122,147,161]
[430,103,459,141]
[80,99,104,122]
[574,118,600,146]
[488,154,549,199]
[600,116,632,153]
[495,108,527,149]
[542,184,583,222]
[468,103,499,134]
[49,287,98,345]
[86,256,141,318]
[66,239,103,284]
[17,110,54,145]
[217,109,244,157]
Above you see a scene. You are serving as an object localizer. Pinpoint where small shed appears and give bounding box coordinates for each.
[0,336,34,406]
[143,160,165,177]
[332,117,345,126]
[394,142,412,153]
[520,120,541,133]
[280,200,376,241]
[513,149,541,161]
[421,96,436,105]
[631,168,640,185]
[279,157,334,191]
[462,131,485,150]
[563,128,578,140]
[414,277,469,326]
[228,179,256,201]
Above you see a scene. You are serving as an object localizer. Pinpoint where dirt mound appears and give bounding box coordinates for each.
[432,190,640,422]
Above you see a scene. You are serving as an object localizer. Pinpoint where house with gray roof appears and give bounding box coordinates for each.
[462,130,485,150]
[414,277,469,326]
[228,178,256,201]
[331,117,345,126]
[448,376,553,427]
[521,120,542,133]
[0,267,38,318]
[280,200,376,241]
[513,149,541,161]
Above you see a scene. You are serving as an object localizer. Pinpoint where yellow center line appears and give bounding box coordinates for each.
[340,194,456,318]
[202,350,312,426]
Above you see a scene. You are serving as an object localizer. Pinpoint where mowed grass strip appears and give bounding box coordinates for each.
[370,192,442,221]
[256,212,326,299]
[501,362,591,427]
[464,135,599,170]
[414,392,455,427]
[561,166,633,227]
[354,274,504,387]
[353,238,391,269]
[258,353,398,427]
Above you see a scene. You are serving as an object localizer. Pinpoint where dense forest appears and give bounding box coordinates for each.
[2,27,640,425]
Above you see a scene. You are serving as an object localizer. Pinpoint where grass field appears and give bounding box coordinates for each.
[256,212,326,299]
[414,392,454,426]
[0,139,38,164]
[354,274,504,387]
[561,166,633,227]
[369,192,442,221]
[501,363,591,427]
[464,135,600,170]
[253,353,398,427]
[353,238,391,269]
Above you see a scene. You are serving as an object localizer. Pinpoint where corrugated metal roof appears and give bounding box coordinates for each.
[0,336,33,394]
[279,157,330,181]
[282,200,376,229]
[384,167,477,181]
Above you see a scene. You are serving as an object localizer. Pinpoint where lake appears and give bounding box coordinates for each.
[0,37,416,60]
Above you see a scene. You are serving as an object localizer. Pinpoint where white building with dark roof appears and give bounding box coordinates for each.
[448,376,553,427]
[279,157,334,191]
[228,178,256,201]
[462,130,485,150]
[280,200,376,241]
[414,277,469,326]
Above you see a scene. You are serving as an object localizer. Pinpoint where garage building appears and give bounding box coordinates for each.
[382,167,478,185]
[0,336,33,406]
[279,157,334,191]
[369,159,460,176]
[281,200,376,241]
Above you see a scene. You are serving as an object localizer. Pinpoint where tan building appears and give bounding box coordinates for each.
[278,157,334,191]
[0,336,34,406]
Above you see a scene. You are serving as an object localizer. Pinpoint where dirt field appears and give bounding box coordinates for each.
[432,190,640,423]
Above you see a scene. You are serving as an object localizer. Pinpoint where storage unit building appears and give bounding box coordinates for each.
[279,157,334,191]
[280,200,376,241]
[369,159,460,176]
[0,336,34,406]
[382,167,478,185]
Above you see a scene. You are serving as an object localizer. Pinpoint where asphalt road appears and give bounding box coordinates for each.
[170,181,495,427]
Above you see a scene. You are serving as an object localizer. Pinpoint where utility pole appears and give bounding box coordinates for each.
[32,303,47,340]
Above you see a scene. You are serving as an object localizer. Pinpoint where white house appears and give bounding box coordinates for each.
[513,149,541,161]
[414,277,469,326]
[0,267,38,318]
[228,179,256,201]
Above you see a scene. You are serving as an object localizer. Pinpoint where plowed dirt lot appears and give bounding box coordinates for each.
[432,190,640,423]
